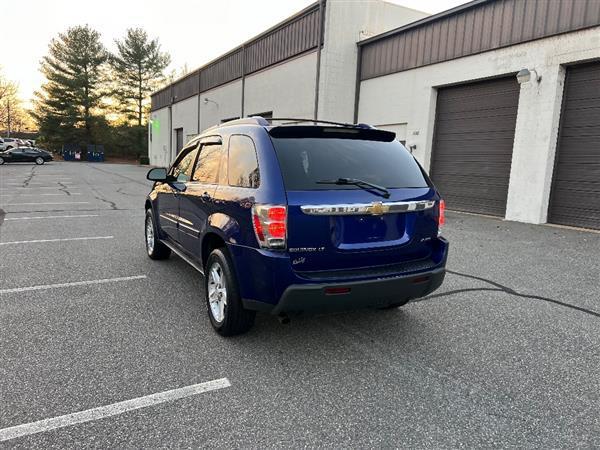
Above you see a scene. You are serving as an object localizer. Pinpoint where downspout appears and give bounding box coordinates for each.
[197,71,202,135]
[313,0,325,121]
[353,44,363,124]
[241,45,246,118]
[168,88,173,164]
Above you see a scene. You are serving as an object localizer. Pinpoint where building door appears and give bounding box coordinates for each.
[430,76,520,216]
[175,128,184,158]
[548,61,600,230]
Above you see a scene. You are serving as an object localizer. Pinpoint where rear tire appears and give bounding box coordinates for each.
[35,157,44,165]
[205,248,255,336]
[145,209,171,260]
[0,156,4,165]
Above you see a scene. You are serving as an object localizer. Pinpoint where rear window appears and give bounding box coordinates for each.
[270,130,429,191]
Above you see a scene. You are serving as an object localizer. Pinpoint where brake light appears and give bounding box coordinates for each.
[438,199,446,230]
[252,204,287,249]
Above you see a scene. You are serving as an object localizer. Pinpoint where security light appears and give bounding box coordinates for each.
[517,68,541,84]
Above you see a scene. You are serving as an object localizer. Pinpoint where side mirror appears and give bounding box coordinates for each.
[147,167,168,182]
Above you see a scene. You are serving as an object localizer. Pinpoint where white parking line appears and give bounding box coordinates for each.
[7,187,80,190]
[0,274,145,294]
[0,193,82,196]
[2,202,90,206]
[0,378,231,442]
[5,214,100,221]
[0,236,113,246]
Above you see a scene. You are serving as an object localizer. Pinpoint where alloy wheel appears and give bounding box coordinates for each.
[145,216,155,255]
[208,262,227,323]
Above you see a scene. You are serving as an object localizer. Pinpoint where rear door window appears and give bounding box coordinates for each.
[193,144,223,184]
[269,128,428,191]
[228,135,260,188]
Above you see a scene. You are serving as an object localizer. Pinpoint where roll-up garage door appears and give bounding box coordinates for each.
[548,61,600,230]
[430,76,519,216]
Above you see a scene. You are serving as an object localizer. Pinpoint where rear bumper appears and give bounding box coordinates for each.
[262,267,445,315]
[235,238,449,315]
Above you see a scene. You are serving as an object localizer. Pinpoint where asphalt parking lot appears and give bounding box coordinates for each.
[1,161,599,448]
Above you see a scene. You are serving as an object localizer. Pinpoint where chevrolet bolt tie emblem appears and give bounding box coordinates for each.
[367,202,388,216]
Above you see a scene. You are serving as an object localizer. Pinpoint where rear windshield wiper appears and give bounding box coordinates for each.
[316,178,391,198]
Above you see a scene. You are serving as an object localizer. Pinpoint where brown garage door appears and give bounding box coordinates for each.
[548,61,600,230]
[430,76,519,216]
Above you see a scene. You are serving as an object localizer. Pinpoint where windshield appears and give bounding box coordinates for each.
[270,135,429,191]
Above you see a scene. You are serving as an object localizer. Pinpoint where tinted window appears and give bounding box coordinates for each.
[228,135,260,188]
[194,144,222,183]
[172,148,198,182]
[270,136,428,191]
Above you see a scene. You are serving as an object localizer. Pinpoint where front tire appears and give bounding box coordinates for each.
[145,209,171,260]
[35,157,44,165]
[0,156,4,165]
[205,248,255,336]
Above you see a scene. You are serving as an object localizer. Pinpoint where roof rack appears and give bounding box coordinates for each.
[203,116,374,133]
[264,118,373,129]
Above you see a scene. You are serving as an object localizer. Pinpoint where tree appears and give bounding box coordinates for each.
[0,67,18,134]
[33,25,108,148]
[110,28,170,127]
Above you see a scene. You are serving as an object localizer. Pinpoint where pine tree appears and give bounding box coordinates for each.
[111,28,170,127]
[33,25,108,148]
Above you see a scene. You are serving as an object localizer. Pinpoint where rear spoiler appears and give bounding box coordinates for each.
[268,126,396,142]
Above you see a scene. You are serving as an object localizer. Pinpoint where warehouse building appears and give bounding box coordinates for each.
[150,0,600,230]
[149,0,426,166]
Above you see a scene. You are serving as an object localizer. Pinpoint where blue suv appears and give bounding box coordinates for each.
[145,117,448,335]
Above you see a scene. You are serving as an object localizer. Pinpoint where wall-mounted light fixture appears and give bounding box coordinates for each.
[203,97,218,106]
[516,68,542,84]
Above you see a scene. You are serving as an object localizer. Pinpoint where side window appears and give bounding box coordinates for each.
[228,135,260,188]
[171,147,199,182]
[193,144,223,183]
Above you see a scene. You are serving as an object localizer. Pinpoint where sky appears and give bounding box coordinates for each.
[1,0,468,105]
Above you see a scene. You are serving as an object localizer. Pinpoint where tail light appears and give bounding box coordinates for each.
[437,199,445,233]
[252,204,287,249]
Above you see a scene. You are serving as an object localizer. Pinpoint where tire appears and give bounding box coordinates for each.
[0,157,4,165]
[145,209,171,260]
[205,247,256,336]
[35,157,44,165]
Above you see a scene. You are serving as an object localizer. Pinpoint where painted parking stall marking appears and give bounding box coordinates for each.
[0,378,231,442]
[0,236,113,246]
[4,214,100,221]
[0,275,146,295]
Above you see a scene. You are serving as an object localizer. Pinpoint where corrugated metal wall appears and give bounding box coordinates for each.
[151,86,172,111]
[173,71,200,102]
[151,1,322,111]
[200,49,244,92]
[360,0,600,80]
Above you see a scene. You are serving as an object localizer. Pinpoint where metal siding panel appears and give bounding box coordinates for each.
[480,2,494,50]
[423,25,433,65]
[500,0,515,45]
[549,61,600,229]
[490,0,504,48]
[454,10,467,58]
[533,0,549,37]
[446,16,457,61]
[431,76,519,216]
[359,0,600,81]
[416,27,426,67]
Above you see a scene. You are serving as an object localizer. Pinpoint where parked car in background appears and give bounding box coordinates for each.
[0,147,53,165]
[2,138,19,150]
[0,138,5,151]
[144,117,448,336]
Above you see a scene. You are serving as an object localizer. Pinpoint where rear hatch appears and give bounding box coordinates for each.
[269,126,442,274]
